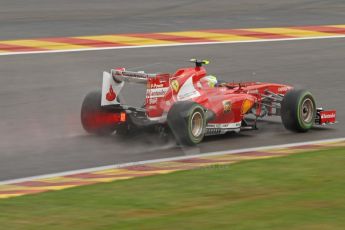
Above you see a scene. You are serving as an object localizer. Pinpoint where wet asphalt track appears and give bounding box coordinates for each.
[0,0,345,180]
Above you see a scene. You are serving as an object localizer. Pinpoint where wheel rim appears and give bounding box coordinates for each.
[300,98,314,123]
[190,111,203,137]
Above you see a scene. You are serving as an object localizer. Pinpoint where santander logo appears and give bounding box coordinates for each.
[321,113,336,119]
[106,85,116,101]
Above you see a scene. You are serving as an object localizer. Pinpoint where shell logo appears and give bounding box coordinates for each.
[171,79,180,93]
[241,99,253,114]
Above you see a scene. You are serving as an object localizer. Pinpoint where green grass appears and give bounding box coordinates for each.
[0,148,344,230]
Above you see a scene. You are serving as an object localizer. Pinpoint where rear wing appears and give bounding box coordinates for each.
[101,68,152,106]
[101,68,170,111]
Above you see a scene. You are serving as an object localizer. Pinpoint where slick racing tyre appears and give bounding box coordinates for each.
[81,91,117,135]
[167,101,206,146]
[281,89,316,132]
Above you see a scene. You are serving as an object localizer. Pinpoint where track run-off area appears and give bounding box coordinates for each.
[1,138,344,199]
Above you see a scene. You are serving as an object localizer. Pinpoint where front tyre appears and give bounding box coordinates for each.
[281,89,316,132]
[167,101,206,146]
[81,91,116,135]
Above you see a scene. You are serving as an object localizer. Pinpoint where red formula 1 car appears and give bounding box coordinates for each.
[81,59,337,145]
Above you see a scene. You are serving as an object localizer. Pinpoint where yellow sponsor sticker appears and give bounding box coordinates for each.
[241,99,253,114]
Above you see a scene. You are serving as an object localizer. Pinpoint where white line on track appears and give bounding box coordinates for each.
[1,137,344,185]
[1,35,345,56]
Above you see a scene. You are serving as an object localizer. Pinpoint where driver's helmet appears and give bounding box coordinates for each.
[201,75,218,88]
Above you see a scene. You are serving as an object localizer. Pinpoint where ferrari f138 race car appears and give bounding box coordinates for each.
[81,59,337,145]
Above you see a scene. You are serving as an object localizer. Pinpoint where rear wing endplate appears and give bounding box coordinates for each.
[101,68,157,106]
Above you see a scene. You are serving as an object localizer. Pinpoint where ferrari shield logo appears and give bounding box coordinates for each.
[223,100,232,113]
[171,79,179,93]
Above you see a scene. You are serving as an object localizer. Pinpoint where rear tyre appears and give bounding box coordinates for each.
[81,91,116,135]
[167,101,206,146]
[281,89,316,132]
